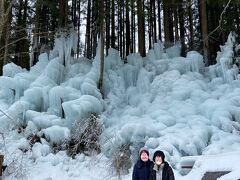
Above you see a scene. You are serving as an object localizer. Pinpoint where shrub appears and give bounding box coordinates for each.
[111,143,132,178]
[66,113,103,157]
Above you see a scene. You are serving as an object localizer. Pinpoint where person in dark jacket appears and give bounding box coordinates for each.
[132,147,154,180]
[149,150,175,180]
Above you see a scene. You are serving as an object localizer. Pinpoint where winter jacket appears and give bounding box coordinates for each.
[149,162,175,180]
[132,159,154,180]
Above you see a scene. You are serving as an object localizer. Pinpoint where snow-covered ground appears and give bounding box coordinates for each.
[0,32,240,179]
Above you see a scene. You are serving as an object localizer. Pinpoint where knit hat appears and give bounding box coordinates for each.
[153,150,165,162]
[139,147,149,156]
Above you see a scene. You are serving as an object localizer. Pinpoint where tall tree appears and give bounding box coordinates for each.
[163,0,174,47]
[32,0,40,65]
[14,0,30,69]
[130,0,136,53]
[199,0,210,65]
[121,0,125,58]
[148,0,153,49]
[157,0,162,41]
[77,0,81,57]
[71,0,77,27]
[98,0,105,97]
[152,0,157,43]
[125,0,131,57]
[0,0,15,40]
[0,0,14,75]
[111,0,116,49]
[178,0,186,56]
[105,0,111,55]
[137,0,146,57]
[173,3,179,41]
[31,0,59,65]
[0,0,15,72]
[3,7,11,67]
[188,0,194,50]
[92,0,99,58]
[85,0,91,59]
[59,0,68,29]
[118,0,123,57]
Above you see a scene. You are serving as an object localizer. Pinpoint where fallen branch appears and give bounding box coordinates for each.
[0,109,15,122]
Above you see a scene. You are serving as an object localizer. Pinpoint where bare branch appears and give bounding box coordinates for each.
[208,0,232,38]
[0,0,16,39]
[0,109,15,122]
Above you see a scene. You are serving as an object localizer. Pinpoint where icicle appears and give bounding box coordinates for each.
[186,51,205,73]
[154,41,165,59]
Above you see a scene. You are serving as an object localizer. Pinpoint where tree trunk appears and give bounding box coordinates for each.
[199,0,209,65]
[111,0,115,49]
[72,0,77,27]
[14,0,30,70]
[130,0,135,53]
[163,0,174,47]
[3,6,11,66]
[119,0,123,57]
[59,0,68,29]
[137,0,146,57]
[126,0,130,57]
[179,2,186,57]
[0,155,3,176]
[237,5,240,36]
[122,0,125,58]
[32,0,41,65]
[22,0,29,69]
[157,0,162,41]
[0,0,15,43]
[148,0,153,50]
[98,0,105,98]
[85,0,91,59]
[39,4,48,45]
[174,5,179,41]
[77,0,81,57]
[152,0,157,43]
[105,0,110,55]
[0,0,4,40]
[188,0,194,50]
[92,0,99,58]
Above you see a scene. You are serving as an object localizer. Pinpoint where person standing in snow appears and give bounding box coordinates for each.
[132,147,153,180]
[149,150,175,180]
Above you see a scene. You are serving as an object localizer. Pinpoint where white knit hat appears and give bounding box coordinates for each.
[139,147,149,156]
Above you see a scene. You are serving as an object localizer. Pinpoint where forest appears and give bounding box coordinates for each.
[1,1,240,179]
[1,0,240,76]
